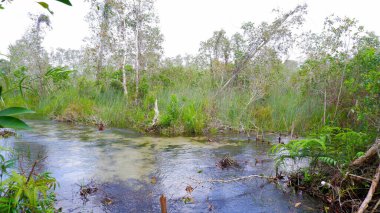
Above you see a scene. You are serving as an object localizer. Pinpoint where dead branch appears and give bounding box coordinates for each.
[351,138,380,167]
[190,174,276,184]
[357,162,380,213]
[371,199,380,213]
[26,156,47,184]
[151,98,159,127]
[348,173,373,182]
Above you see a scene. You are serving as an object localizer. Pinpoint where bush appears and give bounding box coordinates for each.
[271,126,372,168]
[160,94,180,127]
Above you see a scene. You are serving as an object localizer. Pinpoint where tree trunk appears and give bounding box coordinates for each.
[323,87,327,125]
[135,26,140,102]
[133,0,142,103]
[122,19,128,96]
[96,42,104,82]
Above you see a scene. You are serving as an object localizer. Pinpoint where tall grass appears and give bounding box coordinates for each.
[2,66,327,136]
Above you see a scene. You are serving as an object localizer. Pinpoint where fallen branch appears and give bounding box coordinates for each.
[351,138,380,167]
[190,174,276,184]
[371,199,380,213]
[357,162,380,213]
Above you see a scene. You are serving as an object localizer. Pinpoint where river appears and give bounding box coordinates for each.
[1,120,322,212]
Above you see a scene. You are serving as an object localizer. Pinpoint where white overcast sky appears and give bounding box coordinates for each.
[1,0,380,59]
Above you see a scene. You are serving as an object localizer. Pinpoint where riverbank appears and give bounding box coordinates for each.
[5,71,324,137]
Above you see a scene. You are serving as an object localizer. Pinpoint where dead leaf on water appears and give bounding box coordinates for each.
[185,185,194,194]
[151,176,157,184]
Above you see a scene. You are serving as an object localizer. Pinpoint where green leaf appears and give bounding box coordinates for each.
[0,107,34,116]
[19,76,27,101]
[37,2,54,14]
[0,116,30,129]
[55,0,72,6]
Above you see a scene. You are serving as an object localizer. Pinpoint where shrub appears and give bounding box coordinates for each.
[271,126,372,169]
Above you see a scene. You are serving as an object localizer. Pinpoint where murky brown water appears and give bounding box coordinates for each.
[1,120,322,212]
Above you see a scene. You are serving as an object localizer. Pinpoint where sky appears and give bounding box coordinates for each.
[1,0,380,59]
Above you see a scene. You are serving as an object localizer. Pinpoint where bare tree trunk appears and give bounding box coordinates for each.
[333,71,345,121]
[135,27,140,102]
[121,19,128,96]
[96,42,104,81]
[323,87,327,125]
[217,6,303,94]
[122,54,128,96]
[134,0,141,103]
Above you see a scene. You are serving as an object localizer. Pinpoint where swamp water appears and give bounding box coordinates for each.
[1,120,322,212]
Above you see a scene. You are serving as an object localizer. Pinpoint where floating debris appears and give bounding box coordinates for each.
[151,176,157,184]
[102,197,113,205]
[185,185,194,194]
[78,180,98,200]
[217,154,239,169]
[181,196,194,204]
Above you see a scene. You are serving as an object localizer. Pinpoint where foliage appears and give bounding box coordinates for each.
[345,46,380,130]
[0,80,34,129]
[0,0,71,14]
[271,126,372,168]
[0,171,57,212]
[0,107,57,212]
[160,94,180,127]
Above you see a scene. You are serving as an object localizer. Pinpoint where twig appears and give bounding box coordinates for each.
[348,174,373,182]
[357,162,380,213]
[26,160,38,184]
[371,199,380,213]
[26,156,47,184]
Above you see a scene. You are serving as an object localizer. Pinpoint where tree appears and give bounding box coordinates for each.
[125,0,163,101]
[8,14,51,95]
[85,0,114,81]
[199,29,231,84]
[218,4,307,92]
[300,15,365,125]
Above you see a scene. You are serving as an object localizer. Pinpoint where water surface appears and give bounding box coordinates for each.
[1,120,322,212]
